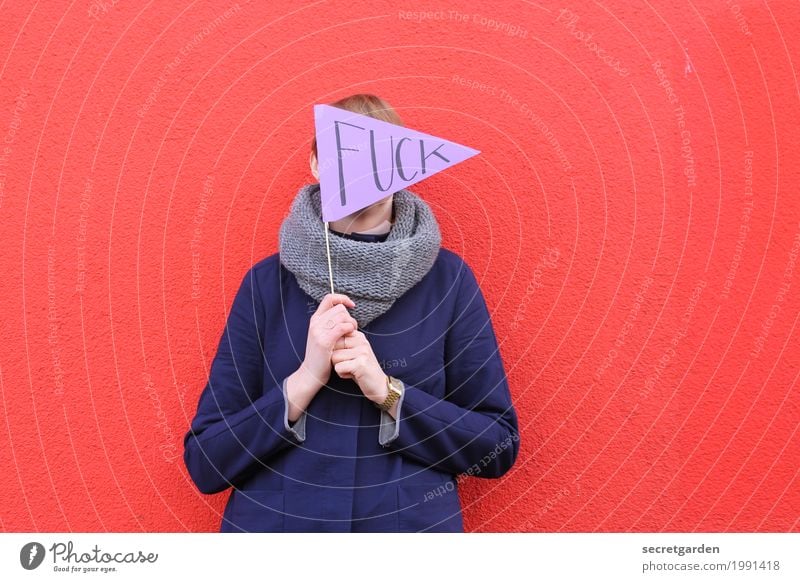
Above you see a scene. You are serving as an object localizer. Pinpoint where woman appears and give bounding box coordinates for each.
[183,94,520,532]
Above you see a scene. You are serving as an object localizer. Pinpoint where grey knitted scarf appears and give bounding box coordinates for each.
[278,183,441,327]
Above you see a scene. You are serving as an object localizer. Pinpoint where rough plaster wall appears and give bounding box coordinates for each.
[0,0,797,532]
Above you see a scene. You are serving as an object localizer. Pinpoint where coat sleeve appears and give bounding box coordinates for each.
[381,260,520,478]
[183,266,305,495]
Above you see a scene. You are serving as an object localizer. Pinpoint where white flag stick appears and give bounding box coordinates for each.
[323,221,334,294]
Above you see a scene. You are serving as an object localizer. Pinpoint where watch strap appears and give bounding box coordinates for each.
[376,375,402,411]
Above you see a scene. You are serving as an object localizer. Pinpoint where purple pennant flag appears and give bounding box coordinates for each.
[314,104,480,222]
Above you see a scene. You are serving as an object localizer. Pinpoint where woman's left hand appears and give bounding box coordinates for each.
[330,330,387,404]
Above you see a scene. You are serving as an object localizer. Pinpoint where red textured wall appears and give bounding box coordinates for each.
[1,0,798,532]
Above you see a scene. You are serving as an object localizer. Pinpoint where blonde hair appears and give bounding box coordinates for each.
[311,94,403,159]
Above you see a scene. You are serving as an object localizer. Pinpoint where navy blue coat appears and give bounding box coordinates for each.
[183,237,520,532]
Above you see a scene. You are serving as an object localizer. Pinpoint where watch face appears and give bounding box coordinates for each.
[389,377,403,394]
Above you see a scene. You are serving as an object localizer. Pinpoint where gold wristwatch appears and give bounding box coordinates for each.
[376,375,403,412]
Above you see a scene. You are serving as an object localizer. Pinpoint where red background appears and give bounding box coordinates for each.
[1,0,798,532]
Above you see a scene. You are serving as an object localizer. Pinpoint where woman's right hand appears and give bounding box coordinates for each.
[303,293,358,385]
[285,293,358,424]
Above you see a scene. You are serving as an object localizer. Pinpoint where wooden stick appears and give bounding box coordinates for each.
[323,220,334,294]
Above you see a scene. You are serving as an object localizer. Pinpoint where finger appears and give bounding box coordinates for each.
[342,329,366,346]
[316,293,355,314]
[326,321,356,345]
[312,302,342,322]
[315,307,358,334]
[334,359,357,377]
[330,348,358,364]
[333,330,364,350]
[330,329,351,351]
[314,308,353,329]
[312,314,355,339]
[321,304,357,326]
[334,315,358,334]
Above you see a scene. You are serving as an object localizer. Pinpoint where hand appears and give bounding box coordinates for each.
[285,294,357,424]
[302,293,358,386]
[330,330,389,405]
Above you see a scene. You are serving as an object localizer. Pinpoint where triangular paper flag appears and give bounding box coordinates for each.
[314,104,480,222]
